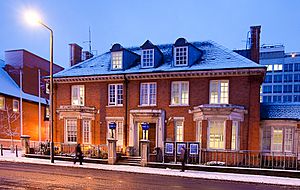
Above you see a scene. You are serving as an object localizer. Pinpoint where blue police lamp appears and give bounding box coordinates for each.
[141,122,150,140]
[109,122,117,138]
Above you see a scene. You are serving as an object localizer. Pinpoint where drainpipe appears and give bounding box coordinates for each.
[124,74,128,148]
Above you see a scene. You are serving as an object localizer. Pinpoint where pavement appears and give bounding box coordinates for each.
[0,149,300,187]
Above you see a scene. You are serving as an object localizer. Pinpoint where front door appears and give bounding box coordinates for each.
[137,122,156,155]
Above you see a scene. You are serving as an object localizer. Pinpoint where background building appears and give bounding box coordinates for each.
[260,45,300,103]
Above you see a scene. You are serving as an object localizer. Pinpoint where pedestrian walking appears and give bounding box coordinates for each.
[74,143,83,165]
[180,146,187,172]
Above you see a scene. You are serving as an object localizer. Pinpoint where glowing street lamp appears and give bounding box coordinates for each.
[24,10,55,163]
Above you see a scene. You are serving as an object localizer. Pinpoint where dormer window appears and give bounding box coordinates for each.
[142,49,154,68]
[112,51,123,69]
[174,46,188,66]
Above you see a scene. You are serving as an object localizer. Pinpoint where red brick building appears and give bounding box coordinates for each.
[0,50,63,147]
[53,30,267,159]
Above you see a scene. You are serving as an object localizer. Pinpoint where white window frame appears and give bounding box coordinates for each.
[284,128,293,153]
[111,51,123,69]
[140,82,157,106]
[208,120,225,150]
[82,120,91,144]
[108,84,123,106]
[174,119,184,142]
[271,127,283,152]
[141,49,154,68]
[269,127,294,153]
[231,121,239,150]
[13,99,19,112]
[274,64,283,71]
[65,119,77,143]
[171,81,189,106]
[209,80,229,104]
[0,96,5,110]
[196,121,202,143]
[71,85,85,106]
[174,46,188,66]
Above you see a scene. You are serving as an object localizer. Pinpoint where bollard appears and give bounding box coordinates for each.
[0,144,3,156]
[16,145,18,157]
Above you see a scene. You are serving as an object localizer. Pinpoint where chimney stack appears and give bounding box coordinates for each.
[69,43,82,66]
[250,26,261,63]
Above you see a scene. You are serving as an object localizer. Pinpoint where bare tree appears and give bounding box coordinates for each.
[0,104,20,152]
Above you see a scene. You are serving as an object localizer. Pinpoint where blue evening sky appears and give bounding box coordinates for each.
[0,0,299,68]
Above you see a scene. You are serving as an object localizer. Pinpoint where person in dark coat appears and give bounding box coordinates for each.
[180,146,188,172]
[74,143,83,165]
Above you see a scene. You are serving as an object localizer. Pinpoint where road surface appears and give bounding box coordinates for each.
[0,161,298,190]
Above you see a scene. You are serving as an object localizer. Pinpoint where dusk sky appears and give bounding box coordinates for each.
[0,0,299,68]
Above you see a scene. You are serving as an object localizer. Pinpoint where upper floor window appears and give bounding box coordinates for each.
[140,82,157,106]
[171,81,189,105]
[174,47,188,66]
[72,85,84,106]
[273,75,282,83]
[283,85,292,93]
[284,74,293,82]
[266,65,273,71]
[108,84,123,106]
[0,96,5,110]
[262,85,272,93]
[141,49,154,68]
[45,107,50,119]
[284,64,293,72]
[273,64,282,71]
[264,75,272,83]
[283,95,292,103]
[273,85,282,93]
[209,80,229,104]
[294,74,300,82]
[294,63,300,71]
[13,100,19,112]
[112,51,123,69]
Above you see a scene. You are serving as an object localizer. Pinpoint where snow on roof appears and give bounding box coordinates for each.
[260,103,300,120]
[54,41,266,78]
[0,60,48,105]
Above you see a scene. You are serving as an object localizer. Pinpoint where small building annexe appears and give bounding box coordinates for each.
[53,30,272,163]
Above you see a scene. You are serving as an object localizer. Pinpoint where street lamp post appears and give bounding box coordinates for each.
[25,11,55,163]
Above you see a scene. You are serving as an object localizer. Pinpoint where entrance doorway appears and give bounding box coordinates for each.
[138,123,156,155]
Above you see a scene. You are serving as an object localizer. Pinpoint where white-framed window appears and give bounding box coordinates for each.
[82,120,91,144]
[46,82,50,94]
[274,64,283,71]
[208,120,225,149]
[108,84,123,106]
[263,126,294,153]
[272,127,283,152]
[71,85,84,106]
[140,82,157,106]
[174,46,188,66]
[210,80,229,104]
[171,81,189,105]
[196,121,202,143]
[231,121,239,150]
[65,119,77,143]
[175,120,184,142]
[12,99,19,112]
[0,96,5,110]
[112,51,123,69]
[266,65,273,71]
[107,121,123,149]
[142,49,154,68]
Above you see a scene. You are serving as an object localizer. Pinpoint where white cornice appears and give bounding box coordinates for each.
[53,68,265,83]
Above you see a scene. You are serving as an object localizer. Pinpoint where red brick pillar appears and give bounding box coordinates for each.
[225,120,232,150]
[201,120,208,149]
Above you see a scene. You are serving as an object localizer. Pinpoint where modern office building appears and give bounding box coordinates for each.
[260,45,300,103]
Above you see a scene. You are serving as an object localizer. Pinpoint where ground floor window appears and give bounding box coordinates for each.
[231,121,239,150]
[262,126,294,153]
[208,120,225,149]
[65,119,77,143]
[196,121,202,143]
[83,120,91,144]
[175,120,184,142]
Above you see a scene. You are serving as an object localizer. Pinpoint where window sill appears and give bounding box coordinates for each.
[138,105,157,107]
[169,104,189,107]
[106,105,123,108]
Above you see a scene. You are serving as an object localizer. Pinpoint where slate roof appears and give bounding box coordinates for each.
[260,103,300,121]
[54,41,266,78]
[0,60,48,105]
